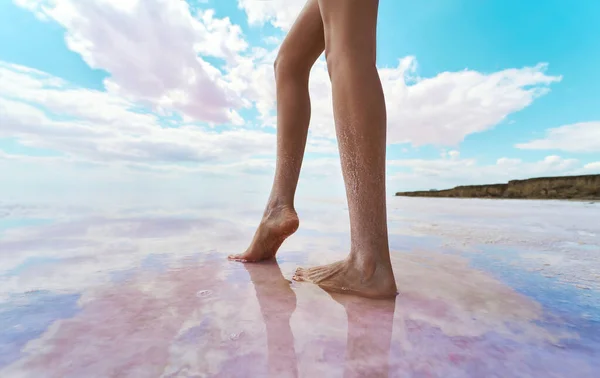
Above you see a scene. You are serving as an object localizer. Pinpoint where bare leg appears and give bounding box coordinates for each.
[229,0,324,262]
[293,0,397,299]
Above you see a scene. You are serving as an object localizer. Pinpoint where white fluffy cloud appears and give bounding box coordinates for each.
[14,0,249,124]
[237,0,304,30]
[584,161,600,170]
[516,122,600,153]
[0,59,338,182]
[0,62,275,164]
[382,59,561,146]
[243,52,561,146]
[12,0,562,150]
[4,0,570,197]
[235,1,562,146]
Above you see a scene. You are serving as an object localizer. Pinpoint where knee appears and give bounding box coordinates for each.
[274,50,311,81]
[324,46,376,78]
[324,47,349,79]
[324,49,340,79]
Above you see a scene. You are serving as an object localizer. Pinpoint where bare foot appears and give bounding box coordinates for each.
[228,205,299,262]
[293,258,398,299]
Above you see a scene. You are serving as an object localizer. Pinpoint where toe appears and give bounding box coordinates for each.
[228,254,247,262]
[294,267,307,280]
[292,269,306,281]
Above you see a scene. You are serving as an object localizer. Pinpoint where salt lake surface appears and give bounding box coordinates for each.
[1,197,599,377]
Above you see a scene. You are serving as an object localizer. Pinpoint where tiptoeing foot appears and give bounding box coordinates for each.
[228,204,299,262]
[293,257,398,299]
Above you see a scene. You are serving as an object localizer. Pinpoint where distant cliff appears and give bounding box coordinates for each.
[395,174,600,200]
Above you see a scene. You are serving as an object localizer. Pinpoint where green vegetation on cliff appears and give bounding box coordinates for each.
[395,174,600,200]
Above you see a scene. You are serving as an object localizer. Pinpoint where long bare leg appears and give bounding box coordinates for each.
[229,0,324,262]
[293,0,397,299]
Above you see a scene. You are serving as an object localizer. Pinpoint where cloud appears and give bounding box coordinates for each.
[388,155,585,191]
[14,0,249,124]
[516,121,600,153]
[13,1,561,150]
[384,60,562,146]
[584,161,600,171]
[235,2,561,146]
[0,62,275,165]
[5,0,565,195]
[181,156,341,178]
[243,52,561,146]
[237,0,304,30]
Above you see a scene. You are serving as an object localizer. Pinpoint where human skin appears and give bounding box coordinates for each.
[229,0,397,299]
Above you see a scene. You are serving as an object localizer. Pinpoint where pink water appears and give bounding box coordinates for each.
[1,198,599,377]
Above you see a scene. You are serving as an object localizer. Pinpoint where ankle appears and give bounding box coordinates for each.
[347,248,392,277]
[347,254,376,279]
[266,196,295,212]
[262,200,298,225]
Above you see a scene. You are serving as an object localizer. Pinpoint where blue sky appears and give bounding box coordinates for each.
[0,0,598,201]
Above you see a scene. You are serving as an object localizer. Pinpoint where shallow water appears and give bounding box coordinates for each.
[1,197,599,377]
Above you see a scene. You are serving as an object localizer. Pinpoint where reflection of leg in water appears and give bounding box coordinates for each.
[244,260,299,378]
[330,293,396,378]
